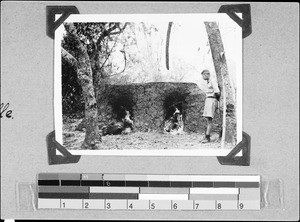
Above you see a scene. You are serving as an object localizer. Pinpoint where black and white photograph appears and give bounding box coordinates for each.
[54,14,242,156]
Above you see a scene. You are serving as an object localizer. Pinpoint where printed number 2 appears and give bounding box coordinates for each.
[84,202,89,209]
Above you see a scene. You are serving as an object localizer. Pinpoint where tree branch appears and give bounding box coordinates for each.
[96,23,128,47]
[98,40,118,70]
[61,47,78,68]
[106,50,127,78]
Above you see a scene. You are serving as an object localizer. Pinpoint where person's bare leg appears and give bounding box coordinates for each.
[202,117,212,143]
[206,117,213,136]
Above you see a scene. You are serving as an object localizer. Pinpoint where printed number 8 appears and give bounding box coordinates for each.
[217,203,222,209]
[239,203,244,209]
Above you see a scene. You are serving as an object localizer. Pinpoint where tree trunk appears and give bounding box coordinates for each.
[64,23,101,149]
[204,22,236,144]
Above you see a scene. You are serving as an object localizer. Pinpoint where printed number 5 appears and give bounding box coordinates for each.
[150,203,155,209]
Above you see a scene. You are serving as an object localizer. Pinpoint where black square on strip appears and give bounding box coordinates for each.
[148,181,171,187]
[214,182,236,187]
[104,180,125,186]
[126,181,148,187]
[170,181,192,187]
[39,192,89,199]
[38,180,59,186]
[81,180,103,186]
[61,180,81,186]
[192,182,214,187]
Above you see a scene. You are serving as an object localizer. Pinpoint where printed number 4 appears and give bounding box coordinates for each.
[129,203,133,209]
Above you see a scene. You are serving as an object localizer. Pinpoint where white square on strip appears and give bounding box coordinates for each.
[127,200,150,210]
[38,198,60,209]
[60,199,82,209]
[82,199,105,209]
[105,199,127,210]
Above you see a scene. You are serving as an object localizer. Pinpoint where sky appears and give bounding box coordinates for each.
[111,20,241,92]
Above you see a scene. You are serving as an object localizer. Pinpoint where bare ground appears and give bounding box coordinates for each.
[63,119,235,150]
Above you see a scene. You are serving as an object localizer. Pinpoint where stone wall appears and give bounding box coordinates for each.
[96,82,221,134]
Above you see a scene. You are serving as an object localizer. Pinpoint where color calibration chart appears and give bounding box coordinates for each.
[37,174,261,210]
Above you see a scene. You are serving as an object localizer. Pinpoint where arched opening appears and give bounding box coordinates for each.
[108,93,135,122]
[163,91,189,133]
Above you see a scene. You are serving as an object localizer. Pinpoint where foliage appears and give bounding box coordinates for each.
[61,58,85,117]
[61,22,128,116]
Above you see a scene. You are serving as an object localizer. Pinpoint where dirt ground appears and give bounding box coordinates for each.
[63,119,235,150]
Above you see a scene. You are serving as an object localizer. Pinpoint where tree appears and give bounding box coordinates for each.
[62,22,128,149]
[204,22,236,146]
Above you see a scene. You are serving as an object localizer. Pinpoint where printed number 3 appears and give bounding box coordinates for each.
[106,203,111,209]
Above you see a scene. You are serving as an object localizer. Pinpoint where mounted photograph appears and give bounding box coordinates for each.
[54,14,242,156]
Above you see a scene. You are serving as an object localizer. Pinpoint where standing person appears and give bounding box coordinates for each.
[200,69,221,143]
